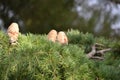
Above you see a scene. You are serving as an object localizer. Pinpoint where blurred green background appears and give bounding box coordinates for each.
[0,0,120,38]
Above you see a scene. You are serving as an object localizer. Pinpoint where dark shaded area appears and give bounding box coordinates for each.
[110,0,120,4]
[0,0,75,34]
[0,0,120,38]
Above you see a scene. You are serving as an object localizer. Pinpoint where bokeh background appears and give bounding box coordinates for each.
[0,0,120,38]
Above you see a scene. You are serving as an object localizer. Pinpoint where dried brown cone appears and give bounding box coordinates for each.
[57,31,68,45]
[7,22,19,45]
[47,29,57,42]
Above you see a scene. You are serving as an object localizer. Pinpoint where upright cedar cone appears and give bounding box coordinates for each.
[57,31,68,45]
[7,22,19,45]
[47,29,57,42]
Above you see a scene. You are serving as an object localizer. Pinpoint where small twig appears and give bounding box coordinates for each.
[86,45,96,58]
[96,48,112,55]
[86,43,112,60]
[90,56,104,60]
[95,43,104,47]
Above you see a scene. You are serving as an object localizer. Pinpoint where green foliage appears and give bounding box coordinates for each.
[67,29,94,53]
[0,30,120,80]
